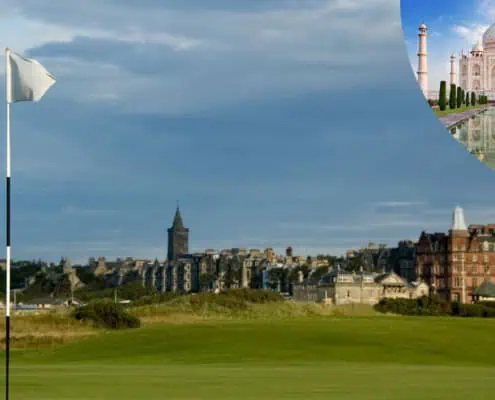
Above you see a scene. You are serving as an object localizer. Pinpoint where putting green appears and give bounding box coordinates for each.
[2,316,495,399]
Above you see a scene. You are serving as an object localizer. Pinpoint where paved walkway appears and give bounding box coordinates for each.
[438,106,491,128]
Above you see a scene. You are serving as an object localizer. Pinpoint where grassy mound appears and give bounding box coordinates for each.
[130,290,375,324]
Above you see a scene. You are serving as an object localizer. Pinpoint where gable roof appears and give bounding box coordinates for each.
[473,280,495,297]
[375,271,409,287]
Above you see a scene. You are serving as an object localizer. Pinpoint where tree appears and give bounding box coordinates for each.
[223,267,237,289]
[310,266,331,281]
[471,92,476,106]
[439,81,447,111]
[266,268,285,291]
[347,255,364,273]
[449,84,457,109]
[199,273,217,291]
[466,91,470,106]
[456,86,462,108]
[460,88,465,105]
[288,265,310,283]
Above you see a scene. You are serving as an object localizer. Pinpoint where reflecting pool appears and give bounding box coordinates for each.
[451,107,495,171]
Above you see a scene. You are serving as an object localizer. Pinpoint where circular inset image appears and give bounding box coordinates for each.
[401,0,495,170]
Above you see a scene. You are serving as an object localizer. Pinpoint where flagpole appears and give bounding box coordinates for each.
[4,47,11,400]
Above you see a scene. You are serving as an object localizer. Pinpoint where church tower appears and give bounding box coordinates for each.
[167,205,189,261]
[417,23,428,98]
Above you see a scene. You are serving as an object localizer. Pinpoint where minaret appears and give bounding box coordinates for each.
[167,204,189,261]
[417,23,429,98]
[450,54,456,86]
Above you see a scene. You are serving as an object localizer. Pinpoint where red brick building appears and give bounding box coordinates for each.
[415,206,495,303]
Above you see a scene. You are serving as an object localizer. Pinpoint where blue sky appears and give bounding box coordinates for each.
[1,0,495,263]
[401,0,495,89]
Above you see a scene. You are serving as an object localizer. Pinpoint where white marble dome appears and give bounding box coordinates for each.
[472,40,484,52]
[483,23,495,46]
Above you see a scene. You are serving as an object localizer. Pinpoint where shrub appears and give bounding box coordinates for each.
[220,288,284,304]
[483,307,495,317]
[453,303,485,318]
[427,99,438,107]
[471,92,476,106]
[130,293,181,307]
[456,86,462,108]
[478,301,495,309]
[449,83,457,109]
[466,91,470,106]
[439,81,447,111]
[73,300,141,329]
[179,289,285,313]
[375,296,495,319]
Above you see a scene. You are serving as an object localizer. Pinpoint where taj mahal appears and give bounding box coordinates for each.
[416,22,495,100]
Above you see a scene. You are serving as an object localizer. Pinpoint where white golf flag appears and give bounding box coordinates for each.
[6,49,56,104]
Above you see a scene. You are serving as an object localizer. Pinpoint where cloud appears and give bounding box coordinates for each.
[0,0,403,115]
[477,0,495,18]
[61,205,119,216]
[451,24,488,44]
[372,201,426,208]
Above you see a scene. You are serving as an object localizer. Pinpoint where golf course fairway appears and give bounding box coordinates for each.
[2,316,495,399]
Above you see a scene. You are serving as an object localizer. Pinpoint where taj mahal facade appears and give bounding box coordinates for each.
[416,22,495,100]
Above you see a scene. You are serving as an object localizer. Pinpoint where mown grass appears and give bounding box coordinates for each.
[2,316,495,399]
[433,104,486,117]
[2,292,495,399]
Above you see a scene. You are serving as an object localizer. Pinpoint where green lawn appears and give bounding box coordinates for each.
[433,104,485,117]
[2,316,495,399]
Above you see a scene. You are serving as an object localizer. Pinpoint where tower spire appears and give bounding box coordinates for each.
[167,204,189,261]
[172,205,184,229]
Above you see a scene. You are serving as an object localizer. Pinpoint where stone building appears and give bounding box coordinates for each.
[292,271,428,305]
[415,206,495,304]
[88,207,309,295]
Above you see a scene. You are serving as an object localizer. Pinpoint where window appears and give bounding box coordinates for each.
[347,290,350,297]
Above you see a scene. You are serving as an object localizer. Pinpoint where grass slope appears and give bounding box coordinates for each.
[433,104,485,117]
[2,316,495,399]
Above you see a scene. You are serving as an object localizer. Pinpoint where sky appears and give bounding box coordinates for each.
[1,0,495,263]
[402,0,495,91]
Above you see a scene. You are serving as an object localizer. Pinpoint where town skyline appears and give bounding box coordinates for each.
[4,204,495,266]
